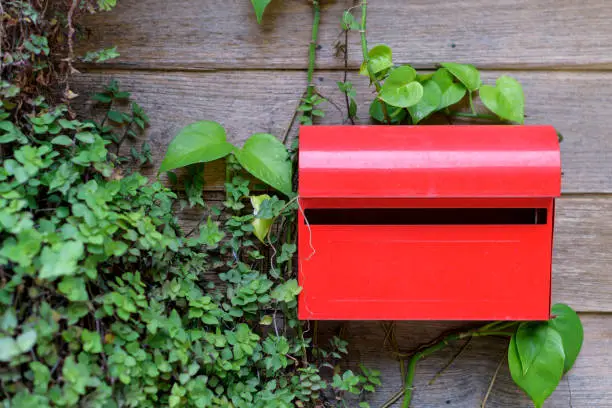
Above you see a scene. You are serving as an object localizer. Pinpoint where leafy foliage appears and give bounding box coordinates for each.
[0,80,378,407]
[357,39,527,125]
[161,123,294,197]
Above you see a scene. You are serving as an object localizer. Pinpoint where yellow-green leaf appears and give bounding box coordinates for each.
[159,121,233,173]
[250,194,274,243]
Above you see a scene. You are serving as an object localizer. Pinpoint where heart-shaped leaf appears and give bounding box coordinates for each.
[0,337,20,362]
[479,75,525,124]
[549,303,584,373]
[508,325,565,408]
[432,68,467,109]
[440,62,481,91]
[408,80,442,124]
[235,133,293,196]
[251,0,272,24]
[359,44,393,76]
[342,10,361,31]
[379,66,423,108]
[159,121,234,173]
[515,322,546,375]
[250,194,274,243]
[369,100,406,124]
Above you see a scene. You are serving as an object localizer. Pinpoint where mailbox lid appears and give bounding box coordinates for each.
[299,125,561,198]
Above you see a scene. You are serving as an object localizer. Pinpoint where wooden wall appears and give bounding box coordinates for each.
[72,1,612,406]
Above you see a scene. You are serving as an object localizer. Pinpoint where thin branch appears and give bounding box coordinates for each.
[281,91,306,145]
[401,323,514,408]
[381,389,405,408]
[283,0,320,144]
[66,0,79,77]
[482,352,506,408]
[360,0,390,124]
[341,28,355,124]
[306,0,321,100]
[429,337,472,385]
[450,112,502,121]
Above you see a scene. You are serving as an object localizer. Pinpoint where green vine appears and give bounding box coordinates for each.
[0,0,583,407]
[359,1,391,124]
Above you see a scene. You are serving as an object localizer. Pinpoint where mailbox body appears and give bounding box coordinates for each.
[298,126,561,321]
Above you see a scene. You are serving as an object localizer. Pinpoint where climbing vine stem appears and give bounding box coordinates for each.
[360,0,391,124]
[307,0,321,99]
[401,321,519,408]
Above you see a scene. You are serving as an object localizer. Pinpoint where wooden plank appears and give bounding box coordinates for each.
[76,0,612,70]
[71,70,612,194]
[552,198,612,312]
[317,314,612,407]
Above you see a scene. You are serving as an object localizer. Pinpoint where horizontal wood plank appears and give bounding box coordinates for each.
[318,314,612,407]
[71,70,612,194]
[76,0,612,70]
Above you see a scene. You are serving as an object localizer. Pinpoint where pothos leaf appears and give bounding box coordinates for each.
[250,194,274,243]
[479,75,525,123]
[432,68,467,109]
[549,303,584,373]
[515,322,547,375]
[440,62,481,91]
[379,66,424,108]
[234,133,293,196]
[251,0,272,24]
[359,44,393,76]
[369,100,406,124]
[342,10,361,31]
[408,80,442,124]
[508,325,565,408]
[159,121,233,173]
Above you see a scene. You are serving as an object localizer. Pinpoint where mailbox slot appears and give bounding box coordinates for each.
[305,208,548,225]
[298,126,561,321]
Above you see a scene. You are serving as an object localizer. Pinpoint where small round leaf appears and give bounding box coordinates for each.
[369,100,406,124]
[440,62,482,91]
[549,303,584,373]
[0,337,20,362]
[432,68,467,109]
[359,44,393,76]
[479,75,525,124]
[159,121,233,173]
[408,80,442,124]
[379,66,423,108]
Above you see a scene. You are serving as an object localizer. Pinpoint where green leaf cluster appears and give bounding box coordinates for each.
[0,75,378,407]
[160,121,294,197]
[362,45,526,124]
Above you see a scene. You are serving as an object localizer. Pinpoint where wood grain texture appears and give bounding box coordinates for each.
[76,0,612,70]
[318,314,612,407]
[71,70,612,193]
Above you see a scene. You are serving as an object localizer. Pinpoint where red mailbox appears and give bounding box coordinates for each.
[297,125,561,321]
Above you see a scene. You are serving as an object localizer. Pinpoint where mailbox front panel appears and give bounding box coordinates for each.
[298,198,554,320]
